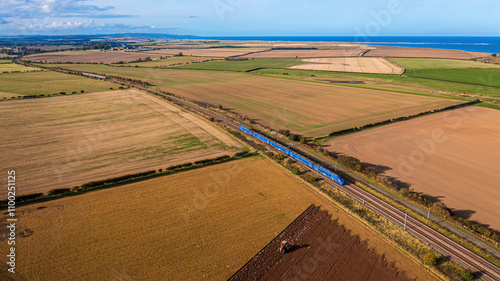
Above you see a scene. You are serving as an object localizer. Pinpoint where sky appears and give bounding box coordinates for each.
[0,0,499,36]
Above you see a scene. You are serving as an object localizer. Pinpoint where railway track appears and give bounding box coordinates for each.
[29,65,500,280]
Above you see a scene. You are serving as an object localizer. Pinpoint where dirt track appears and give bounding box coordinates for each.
[230,205,411,281]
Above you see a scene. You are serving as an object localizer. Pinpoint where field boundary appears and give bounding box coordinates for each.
[0,152,255,209]
[315,99,478,140]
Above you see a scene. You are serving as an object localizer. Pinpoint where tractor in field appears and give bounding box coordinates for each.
[279,240,291,253]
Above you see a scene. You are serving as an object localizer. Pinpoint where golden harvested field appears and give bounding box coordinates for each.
[0,89,241,197]
[241,49,364,58]
[0,157,438,281]
[48,65,463,137]
[24,50,164,63]
[364,46,487,59]
[289,57,404,74]
[146,48,266,57]
[326,107,500,231]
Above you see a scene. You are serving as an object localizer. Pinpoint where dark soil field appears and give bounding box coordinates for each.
[230,205,412,281]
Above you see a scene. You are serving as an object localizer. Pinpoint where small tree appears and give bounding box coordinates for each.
[461,269,476,281]
[292,166,300,175]
[299,137,306,144]
[423,252,440,266]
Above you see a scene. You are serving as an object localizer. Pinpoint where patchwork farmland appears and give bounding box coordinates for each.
[241,49,364,58]
[0,89,242,197]
[44,64,464,137]
[0,157,437,281]
[146,47,266,57]
[326,106,500,231]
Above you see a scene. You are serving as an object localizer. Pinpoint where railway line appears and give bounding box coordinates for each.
[27,64,500,280]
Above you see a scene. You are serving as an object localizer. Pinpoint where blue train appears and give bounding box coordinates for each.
[238,125,344,185]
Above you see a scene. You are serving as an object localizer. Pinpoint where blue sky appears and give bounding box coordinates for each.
[0,0,499,36]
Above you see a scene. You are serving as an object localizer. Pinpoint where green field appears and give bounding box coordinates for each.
[175,58,306,71]
[406,68,500,88]
[0,62,41,73]
[254,68,500,99]
[389,58,500,70]
[0,70,116,96]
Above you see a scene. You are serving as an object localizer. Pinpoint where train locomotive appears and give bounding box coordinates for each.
[238,125,344,185]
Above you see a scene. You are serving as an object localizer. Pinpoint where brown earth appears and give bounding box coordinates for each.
[326,106,500,231]
[290,57,404,74]
[24,50,164,63]
[231,205,412,281]
[364,46,489,59]
[0,89,241,197]
[241,49,364,58]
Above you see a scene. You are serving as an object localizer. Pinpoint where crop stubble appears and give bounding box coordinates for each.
[0,158,438,281]
[0,89,241,197]
[289,57,404,74]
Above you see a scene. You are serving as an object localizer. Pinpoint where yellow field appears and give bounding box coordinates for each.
[289,57,404,74]
[0,89,241,197]
[0,157,437,281]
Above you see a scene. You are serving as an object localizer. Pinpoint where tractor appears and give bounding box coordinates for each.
[279,240,291,253]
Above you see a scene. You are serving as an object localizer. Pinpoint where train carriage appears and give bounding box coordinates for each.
[290,152,313,168]
[270,141,290,155]
[253,132,270,144]
[238,125,344,185]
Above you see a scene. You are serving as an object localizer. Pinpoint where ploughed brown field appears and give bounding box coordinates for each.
[0,89,241,197]
[326,107,500,231]
[364,46,490,59]
[146,48,266,57]
[0,158,438,281]
[24,50,165,63]
[289,57,404,74]
[241,49,364,58]
[231,205,412,281]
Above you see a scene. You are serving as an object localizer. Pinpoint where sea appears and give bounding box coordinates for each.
[201,36,500,54]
